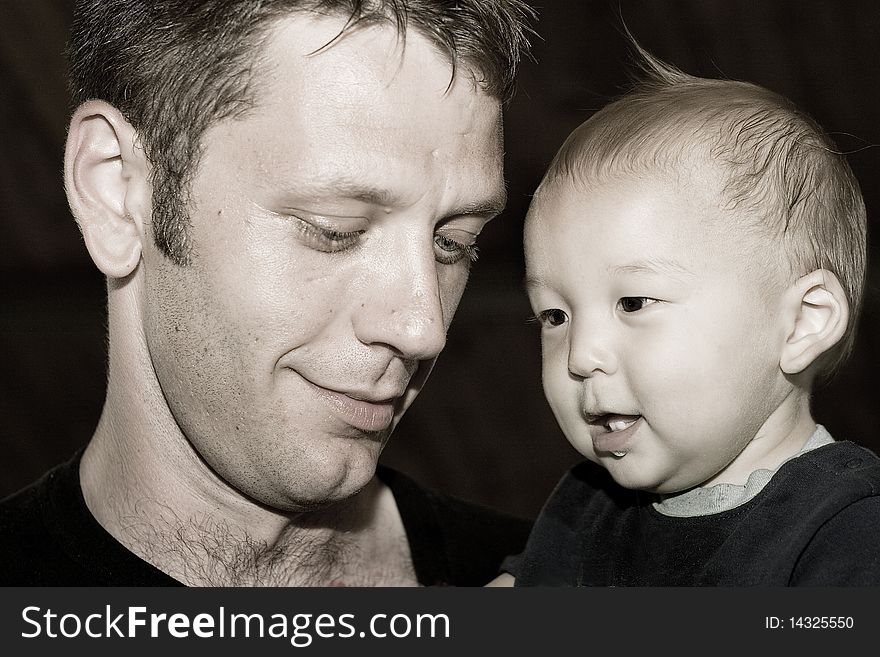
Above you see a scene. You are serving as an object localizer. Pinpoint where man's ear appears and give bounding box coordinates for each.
[780,269,849,375]
[64,100,151,278]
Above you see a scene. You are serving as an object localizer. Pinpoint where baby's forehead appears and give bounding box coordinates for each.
[531,163,722,220]
[527,167,791,272]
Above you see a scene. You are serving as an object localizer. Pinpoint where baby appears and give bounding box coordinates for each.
[498,52,880,585]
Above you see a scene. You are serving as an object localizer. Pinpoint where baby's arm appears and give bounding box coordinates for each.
[485,573,515,587]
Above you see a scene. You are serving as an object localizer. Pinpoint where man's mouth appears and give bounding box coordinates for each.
[295,372,407,433]
[312,385,399,432]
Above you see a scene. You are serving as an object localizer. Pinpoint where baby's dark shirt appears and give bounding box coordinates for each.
[507,441,880,585]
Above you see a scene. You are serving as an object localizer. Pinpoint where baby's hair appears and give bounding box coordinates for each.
[541,42,867,378]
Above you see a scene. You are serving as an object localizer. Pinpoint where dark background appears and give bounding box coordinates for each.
[2,1,878,520]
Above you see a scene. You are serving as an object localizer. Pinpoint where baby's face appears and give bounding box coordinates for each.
[525,174,794,493]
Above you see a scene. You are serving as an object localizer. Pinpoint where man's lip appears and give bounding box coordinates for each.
[344,391,400,404]
[291,369,407,403]
[298,375,404,432]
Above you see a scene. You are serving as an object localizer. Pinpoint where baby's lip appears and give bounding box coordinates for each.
[592,415,643,455]
[584,412,642,430]
[583,411,609,425]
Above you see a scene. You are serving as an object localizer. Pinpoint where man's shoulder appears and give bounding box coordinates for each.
[0,460,75,584]
[0,471,48,534]
[377,465,533,586]
[0,451,183,586]
[0,457,69,535]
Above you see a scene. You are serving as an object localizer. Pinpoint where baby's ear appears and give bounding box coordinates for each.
[779,269,849,375]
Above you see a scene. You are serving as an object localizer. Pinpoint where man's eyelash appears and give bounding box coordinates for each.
[291,217,362,251]
[433,234,479,265]
[289,215,481,264]
[461,244,480,262]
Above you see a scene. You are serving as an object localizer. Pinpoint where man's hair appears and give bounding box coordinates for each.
[541,46,867,378]
[68,0,536,265]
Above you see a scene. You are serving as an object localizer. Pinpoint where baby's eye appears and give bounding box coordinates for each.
[536,308,569,327]
[617,297,658,313]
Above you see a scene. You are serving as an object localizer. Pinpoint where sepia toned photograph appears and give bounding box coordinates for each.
[1,0,878,617]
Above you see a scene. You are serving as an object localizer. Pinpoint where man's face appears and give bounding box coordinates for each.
[525,173,792,494]
[141,14,505,510]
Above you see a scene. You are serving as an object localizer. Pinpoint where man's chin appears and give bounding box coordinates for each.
[252,456,382,514]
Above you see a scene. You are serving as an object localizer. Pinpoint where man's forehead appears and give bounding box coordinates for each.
[248,12,503,138]
[257,13,455,95]
[259,8,500,98]
[190,11,507,226]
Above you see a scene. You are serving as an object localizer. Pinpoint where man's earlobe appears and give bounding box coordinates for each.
[64,100,150,279]
[780,269,849,375]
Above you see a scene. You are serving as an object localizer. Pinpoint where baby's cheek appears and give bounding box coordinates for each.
[542,343,573,387]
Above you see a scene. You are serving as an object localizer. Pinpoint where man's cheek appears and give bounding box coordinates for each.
[438,268,471,328]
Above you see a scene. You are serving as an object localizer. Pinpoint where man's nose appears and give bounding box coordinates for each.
[567,316,618,378]
[352,245,448,361]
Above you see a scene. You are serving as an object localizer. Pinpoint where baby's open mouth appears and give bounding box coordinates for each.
[606,415,640,432]
[586,413,642,432]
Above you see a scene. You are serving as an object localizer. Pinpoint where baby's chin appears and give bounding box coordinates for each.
[601,460,704,495]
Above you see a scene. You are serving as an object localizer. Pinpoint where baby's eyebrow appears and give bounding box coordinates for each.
[609,258,694,279]
[522,273,548,291]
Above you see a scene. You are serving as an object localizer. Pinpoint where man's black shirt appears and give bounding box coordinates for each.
[0,450,531,586]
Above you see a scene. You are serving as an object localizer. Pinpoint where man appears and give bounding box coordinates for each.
[0,0,535,586]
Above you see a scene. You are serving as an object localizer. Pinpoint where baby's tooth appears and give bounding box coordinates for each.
[607,418,637,432]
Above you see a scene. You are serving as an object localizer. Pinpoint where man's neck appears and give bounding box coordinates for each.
[80,406,417,586]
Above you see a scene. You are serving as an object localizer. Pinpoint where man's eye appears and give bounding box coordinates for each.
[618,297,658,313]
[292,217,362,252]
[536,308,569,327]
[434,234,479,265]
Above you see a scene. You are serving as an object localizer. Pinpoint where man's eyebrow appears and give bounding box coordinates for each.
[450,190,508,219]
[609,258,694,278]
[294,181,399,207]
[284,181,507,218]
